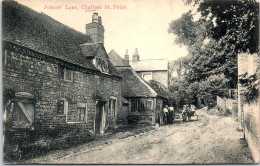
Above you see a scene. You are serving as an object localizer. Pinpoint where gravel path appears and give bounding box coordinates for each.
[27,108,254,164]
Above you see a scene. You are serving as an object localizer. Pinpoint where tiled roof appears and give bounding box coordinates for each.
[2,1,120,77]
[108,50,129,67]
[117,67,157,98]
[130,59,168,71]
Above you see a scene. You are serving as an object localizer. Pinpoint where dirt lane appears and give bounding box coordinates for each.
[28,108,254,164]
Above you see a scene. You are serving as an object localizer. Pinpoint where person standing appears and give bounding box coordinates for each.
[163,105,169,125]
[168,106,174,123]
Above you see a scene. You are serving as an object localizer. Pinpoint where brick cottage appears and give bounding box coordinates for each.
[2,0,124,149]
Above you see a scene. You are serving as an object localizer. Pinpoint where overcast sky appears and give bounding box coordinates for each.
[18,0,190,61]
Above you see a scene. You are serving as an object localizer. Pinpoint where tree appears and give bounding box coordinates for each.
[168,0,259,107]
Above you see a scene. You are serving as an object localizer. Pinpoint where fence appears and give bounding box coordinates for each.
[217,96,238,118]
[217,96,226,113]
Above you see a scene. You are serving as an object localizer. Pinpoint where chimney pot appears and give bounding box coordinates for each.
[86,13,104,44]
[98,16,102,25]
[132,48,140,62]
[92,13,98,23]
[124,49,129,66]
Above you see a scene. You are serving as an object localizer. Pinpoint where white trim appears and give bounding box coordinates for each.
[109,97,117,118]
[64,101,68,122]
[4,49,8,66]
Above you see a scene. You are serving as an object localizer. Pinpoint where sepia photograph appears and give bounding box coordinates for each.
[2,0,259,164]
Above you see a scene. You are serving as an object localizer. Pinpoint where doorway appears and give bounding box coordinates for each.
[95,101,106,134]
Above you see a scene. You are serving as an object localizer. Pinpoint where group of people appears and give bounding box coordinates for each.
[182,104,196,122]
[162,105,175,125]
[159,104,196,125]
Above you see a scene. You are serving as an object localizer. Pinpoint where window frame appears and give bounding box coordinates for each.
[58,65,73,82]
[65,102,87,124]
[109,97,117,118]
[130,99,153,113]
[142,72,153,82]
[76,103,87,123]
[95,57,109,73]
[57,98,68,116]
[10,92,35,129]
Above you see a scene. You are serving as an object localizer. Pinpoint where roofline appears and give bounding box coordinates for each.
[131,59,168,61]
[134,70,167,72]
[130,69,157,97]
[3,40,122,79]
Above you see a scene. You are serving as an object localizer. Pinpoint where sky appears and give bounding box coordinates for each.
[17,0,191,61]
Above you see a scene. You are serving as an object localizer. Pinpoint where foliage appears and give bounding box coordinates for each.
[148,80,170,99]
[168,0,259,106]
[239,73,259,102]
[169,73,229,108]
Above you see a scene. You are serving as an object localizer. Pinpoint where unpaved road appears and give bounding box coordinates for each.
[28,108,254,164]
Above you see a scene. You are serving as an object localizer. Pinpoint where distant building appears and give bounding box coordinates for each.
[126,48,169,88]
[108,50,168,125]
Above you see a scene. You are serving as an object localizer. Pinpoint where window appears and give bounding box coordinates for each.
[145,100,152,112]
[10,92,35,128]
[142,72,152,82]
[58,66,73,81]
[96,57,109,73]
[109,98,116,117]
[12,102,34,128]
[57,99,68,115]
[130,99,153,113]
[77,103,87,122]
[77,107,86,122]
[131,99,138,112]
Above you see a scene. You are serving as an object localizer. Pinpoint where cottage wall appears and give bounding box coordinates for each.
[137,71,168,88]
[3,42,122,139]
[117,104,129,125]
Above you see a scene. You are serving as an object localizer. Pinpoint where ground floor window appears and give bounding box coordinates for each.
[57,99,68,116]
[77,106,87,122]
[109,98,116,117]
[8,92,35,128]
[130,99,153,113]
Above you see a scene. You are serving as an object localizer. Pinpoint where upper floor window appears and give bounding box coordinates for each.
[142,72,152,82]
[58,66,73,81]
[96,57,109,73]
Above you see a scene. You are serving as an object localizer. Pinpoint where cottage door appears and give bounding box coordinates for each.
[95,101,105,134]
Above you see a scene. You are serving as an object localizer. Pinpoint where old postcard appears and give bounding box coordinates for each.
[2,0,259,164]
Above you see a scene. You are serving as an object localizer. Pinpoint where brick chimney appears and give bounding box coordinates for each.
[124,49,129,66]
[86,13,104,44]
[132,48,139,62]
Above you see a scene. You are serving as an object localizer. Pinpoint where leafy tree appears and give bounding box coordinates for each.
[168,0,259,107]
